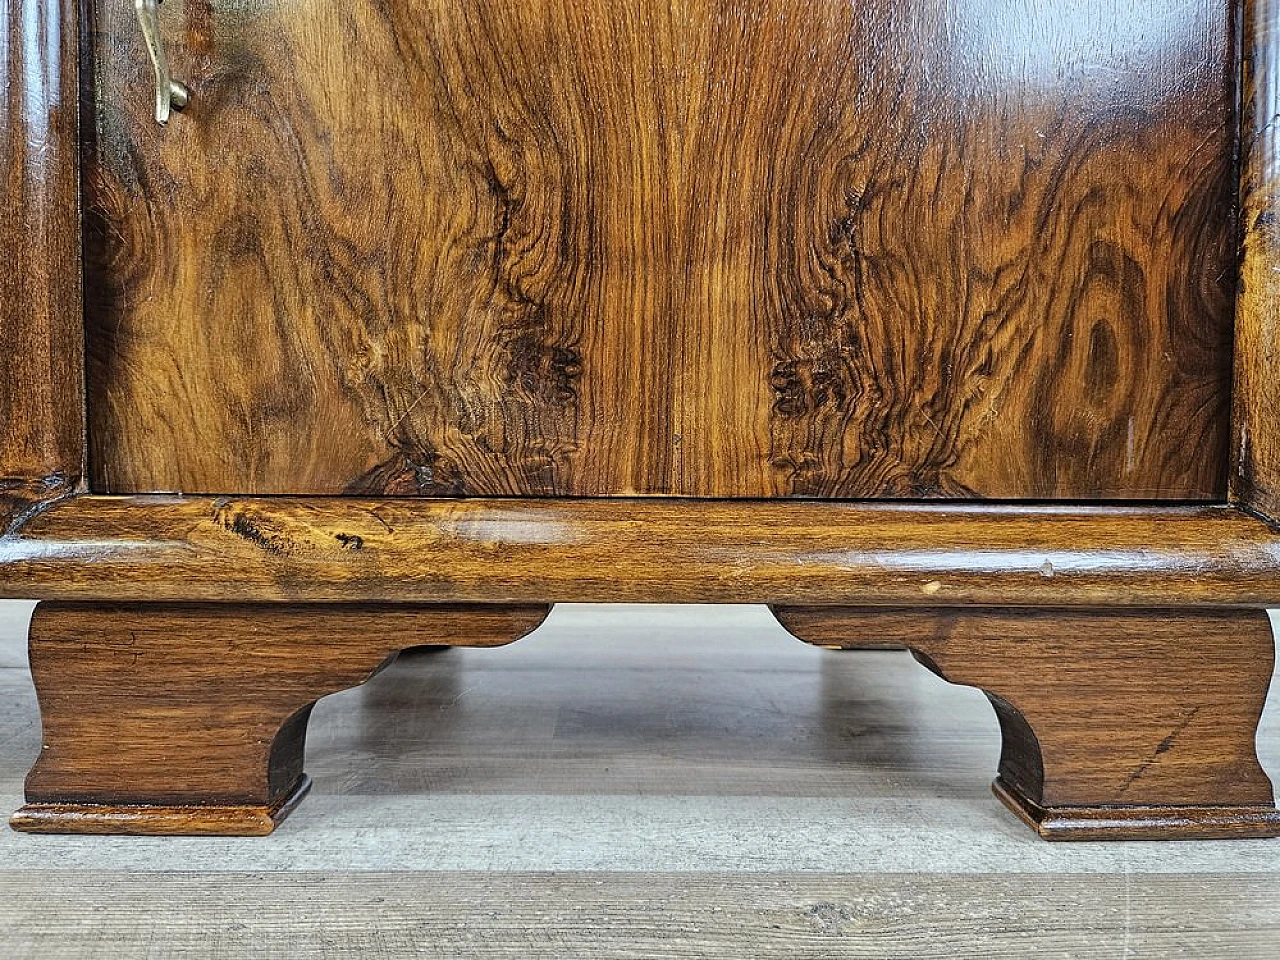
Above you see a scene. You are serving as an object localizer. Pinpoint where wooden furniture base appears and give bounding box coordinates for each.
[774,606,1280,840]
[9,599,1277,839]
[10,602,549,836]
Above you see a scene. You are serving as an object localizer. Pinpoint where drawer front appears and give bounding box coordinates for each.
[85,1,1236,498]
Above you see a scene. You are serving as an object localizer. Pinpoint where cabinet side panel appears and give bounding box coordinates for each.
[1237,0,1280,522]
[0,0,85,520]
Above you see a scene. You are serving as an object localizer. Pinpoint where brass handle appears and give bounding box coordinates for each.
[135,0,190,124]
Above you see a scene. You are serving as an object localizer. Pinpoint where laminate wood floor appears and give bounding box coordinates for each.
[2,603,1279,958]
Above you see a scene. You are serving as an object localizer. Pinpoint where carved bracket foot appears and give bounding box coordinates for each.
[773,606,1280,841]
[10,602,549,836]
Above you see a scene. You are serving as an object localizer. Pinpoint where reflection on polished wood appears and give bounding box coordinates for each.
[86,0,1234,498]
[5,497,1280,607]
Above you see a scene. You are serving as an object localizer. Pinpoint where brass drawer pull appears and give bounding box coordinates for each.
[135,0,189,124]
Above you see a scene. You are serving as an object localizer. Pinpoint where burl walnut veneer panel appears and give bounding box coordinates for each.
[85,0,1236,498]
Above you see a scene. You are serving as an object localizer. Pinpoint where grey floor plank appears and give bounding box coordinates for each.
[1,872,1278,960]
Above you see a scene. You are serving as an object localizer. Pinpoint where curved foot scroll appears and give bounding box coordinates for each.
[10,602,549,835]
[773,606,1280,841]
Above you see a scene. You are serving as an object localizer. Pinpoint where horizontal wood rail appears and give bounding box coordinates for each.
[2,497,1280,607]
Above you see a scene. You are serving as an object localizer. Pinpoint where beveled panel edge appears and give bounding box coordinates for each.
[2,495,1280,607]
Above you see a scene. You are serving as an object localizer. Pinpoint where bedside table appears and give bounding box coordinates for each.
[3,0,1279,839]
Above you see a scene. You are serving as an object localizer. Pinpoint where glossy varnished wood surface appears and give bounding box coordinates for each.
[5,497,1280,605]
[1236,0,1280,523]
[85,0,1236,499]
[1,0,85,528]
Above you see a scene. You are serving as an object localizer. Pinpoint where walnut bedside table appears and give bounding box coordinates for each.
[4,0,1280,840]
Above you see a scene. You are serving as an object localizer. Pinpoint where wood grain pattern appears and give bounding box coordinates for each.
[1236,0,1280,523]
[772,606,1280,840]
[5,496,1280,606]
[1,0,85,528]
[5,872,1280,960]
[11,602,550,834]
[84,0,1236,498]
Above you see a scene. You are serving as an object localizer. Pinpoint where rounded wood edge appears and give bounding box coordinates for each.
[992,779,1280,842]
[7,497,1280,606]
[10,776,312,837]
[1234,0,1280,523]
